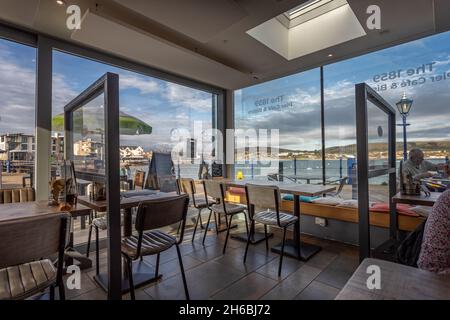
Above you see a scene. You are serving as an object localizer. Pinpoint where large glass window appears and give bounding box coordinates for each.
[52,50,218,244]
[234,69,322,182]
[0,39,36,189]
[324,31,450,200]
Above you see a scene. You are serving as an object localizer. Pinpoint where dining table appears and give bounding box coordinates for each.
[392,191,441,207]
[0,200,93,269]
[220,179,336,261]
[336,258,450,300]
[77,190,179,293]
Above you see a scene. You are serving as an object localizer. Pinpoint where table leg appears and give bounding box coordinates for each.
[94,206,160,293]
[271,195,321,261]
[123,208,132,237]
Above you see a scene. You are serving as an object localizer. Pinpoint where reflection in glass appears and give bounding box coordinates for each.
[71,94,105,176]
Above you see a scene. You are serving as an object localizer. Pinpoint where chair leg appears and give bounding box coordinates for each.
[49,284,55,300]
[199,212,204,229]
[264,225,269,251]
[243,221,254,263]
[213,211,220,235]
[176,222,181,235]
[243,211,249,237]
[202,210,213,245]
[192,209,201,242]
[126,257,135,300]
[95,226,100,275]
[155,253,160,278]
[59,280,66,300]
[278,227,287,277]
[223,214,233,254]
[176,244,190,300]
[86,225,93,258]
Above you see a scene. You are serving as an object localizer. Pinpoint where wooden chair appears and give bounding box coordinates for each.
[121,195,190,300]
[0,187,35,203]
[0,213,69,300]
[178,178,216,242]
[244,184,298,277]
[202,180,248,253]
[134,170,146,190]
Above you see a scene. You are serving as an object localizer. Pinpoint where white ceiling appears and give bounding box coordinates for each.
[0,0,449,90]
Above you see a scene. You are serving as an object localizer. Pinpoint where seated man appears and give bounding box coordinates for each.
[402,148,446,181]
[417,190,450,274]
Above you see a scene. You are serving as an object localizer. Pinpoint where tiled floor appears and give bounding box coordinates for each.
[63,209,359,300]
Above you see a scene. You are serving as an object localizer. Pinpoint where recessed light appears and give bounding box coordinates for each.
[56,0,65,5]
[328,54,333,57]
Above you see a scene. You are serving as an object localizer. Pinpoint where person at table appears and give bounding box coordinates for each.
[417,190,450,274]
[402,148,446,181]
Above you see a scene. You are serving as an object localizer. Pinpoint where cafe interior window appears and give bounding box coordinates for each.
[0,38,36,189]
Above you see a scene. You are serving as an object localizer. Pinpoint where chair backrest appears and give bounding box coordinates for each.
[179,178,196,196]
[245,184,280,211]
[203,180,224,201]
[0,213,69,268]
[0,187,35,204]
[134,171,146,190]
[336,177,348,194]
[135,194,189,232]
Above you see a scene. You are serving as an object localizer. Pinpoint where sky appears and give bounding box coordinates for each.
[1,30,450,154]
[0,42,214,152]
[236,30,450,151]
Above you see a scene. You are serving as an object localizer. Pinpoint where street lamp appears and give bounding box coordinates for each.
[396,93,413,160]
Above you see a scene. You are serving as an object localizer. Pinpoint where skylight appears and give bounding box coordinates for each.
[278,0,348,29]
[285,0,333,19]
[246,1,366,61]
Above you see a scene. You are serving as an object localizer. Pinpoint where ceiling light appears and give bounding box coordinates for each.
[328,54,333,57]
[56,0,65,5]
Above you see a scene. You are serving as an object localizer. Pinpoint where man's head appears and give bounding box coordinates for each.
[409,148,424,166]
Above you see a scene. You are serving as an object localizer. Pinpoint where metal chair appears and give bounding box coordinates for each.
[121,194,190,300]
[0,213,69,300]
[178,178,216,242]
[325,176,348,198]
[244,184,298,277]
[202,180,248,254]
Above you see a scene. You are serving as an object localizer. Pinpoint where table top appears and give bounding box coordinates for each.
[78,191,179,212]
[336,258,450,300]
[0,200,92,223]
[393,192,441,206]
[219,179,336,197]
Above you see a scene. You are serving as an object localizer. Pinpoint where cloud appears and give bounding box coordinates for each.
[120,74,160,94]
[0,46,36,135]
[164,82,212,112]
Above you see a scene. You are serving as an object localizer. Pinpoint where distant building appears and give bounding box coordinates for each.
[74,138,103,157]
[120,145,145,161]
[51,133,64,157]
[0,133,35,161]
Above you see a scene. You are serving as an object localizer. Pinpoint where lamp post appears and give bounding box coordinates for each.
[396,93,413,161]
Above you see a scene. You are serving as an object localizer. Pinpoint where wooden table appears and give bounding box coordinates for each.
[221,180,336,261]
[0,200,93,269]
[393,192,441,207]
[336,258,450,300]
[77,191,179,292]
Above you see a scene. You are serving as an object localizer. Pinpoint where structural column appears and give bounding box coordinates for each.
[35,36,53,200]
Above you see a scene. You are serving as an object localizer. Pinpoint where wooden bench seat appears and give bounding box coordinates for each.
[225,191,424,232]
